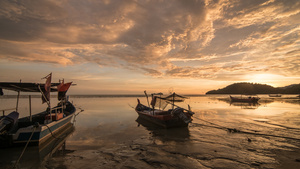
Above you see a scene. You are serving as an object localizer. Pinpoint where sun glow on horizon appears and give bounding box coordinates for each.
[244,73,292,87]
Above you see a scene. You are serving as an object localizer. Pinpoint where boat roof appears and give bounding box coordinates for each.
[164,93,188,99]
[0,82,60,92]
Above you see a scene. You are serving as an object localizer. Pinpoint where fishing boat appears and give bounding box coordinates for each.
[135,92,194,128]
[230,95,260,103]
[0,73,76,147]
[268,94,282,97]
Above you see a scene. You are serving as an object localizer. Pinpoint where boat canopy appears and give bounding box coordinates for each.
[0,82,60,94]
[162,93,188,102]
[151,92,188,110]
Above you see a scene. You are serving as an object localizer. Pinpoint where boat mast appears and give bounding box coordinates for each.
[159,93,162,110]
[172,92,175,110]
[29,95,32,122]
[38,85,51,108]
[16,91,20,112]
[15,80,21,112]
[144,91,150,107]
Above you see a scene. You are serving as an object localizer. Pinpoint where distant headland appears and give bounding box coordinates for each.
[206,82,300,94]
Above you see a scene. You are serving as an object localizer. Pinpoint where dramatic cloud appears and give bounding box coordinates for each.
[0,0,299,82]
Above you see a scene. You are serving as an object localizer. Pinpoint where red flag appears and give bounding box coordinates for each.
[58,81,72,100]
[42,73,52,103]
[151,96,157,108]
[57,79,64,91]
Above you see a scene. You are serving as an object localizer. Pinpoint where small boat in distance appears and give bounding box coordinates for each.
[135,92,194,128]
[269,94,282,97]
[230,95,260,103]
[0,73,76,147]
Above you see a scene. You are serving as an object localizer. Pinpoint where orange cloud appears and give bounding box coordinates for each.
[0,0,299,83]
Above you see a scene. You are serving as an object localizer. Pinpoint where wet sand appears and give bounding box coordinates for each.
[44,126,300,169]
[1,96,300,168]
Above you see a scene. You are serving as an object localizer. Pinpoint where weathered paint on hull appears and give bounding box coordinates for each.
[13,114,74,145]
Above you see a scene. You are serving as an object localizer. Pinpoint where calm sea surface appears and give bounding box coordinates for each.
[1,95,300,168]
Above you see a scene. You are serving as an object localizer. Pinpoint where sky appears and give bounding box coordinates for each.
[0,0,299,95]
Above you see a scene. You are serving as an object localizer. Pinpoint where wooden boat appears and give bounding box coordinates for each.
[135,92,194,128]
[230,95,260,103]
[0,73,76,147]
[269,94,282,97]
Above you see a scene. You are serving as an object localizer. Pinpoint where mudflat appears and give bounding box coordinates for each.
[1,96,299,168]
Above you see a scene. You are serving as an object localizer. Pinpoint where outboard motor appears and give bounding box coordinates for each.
[0,111,19,134]
[172,108,191,123]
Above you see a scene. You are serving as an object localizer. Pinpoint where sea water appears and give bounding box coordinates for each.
[1,95,300,168]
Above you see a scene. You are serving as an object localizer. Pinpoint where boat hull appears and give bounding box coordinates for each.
[137,112,189,128]
[12,114,74,145]
[0,101,76,147]
[135,103,192,128]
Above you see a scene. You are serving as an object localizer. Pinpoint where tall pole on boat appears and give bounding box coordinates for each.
[29,95,32,122]
[16,91,20,112]
[172,92,175,110]
[38,85,51,108]
[38,84,51,123]
[159,93,162,110]
[16,79,21,112]
[144,90,150,107]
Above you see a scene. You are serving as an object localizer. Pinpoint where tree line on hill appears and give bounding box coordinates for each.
[206,82,300,94]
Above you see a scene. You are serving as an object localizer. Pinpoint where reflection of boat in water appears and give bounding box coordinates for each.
[269,94,282,97]
[0,73,76,147]
[0,123,75,168]
[135,91,194,128]
[230,102,260,109]
[230,95,260,103]
[216,97,261,109]
[136,116,190,140]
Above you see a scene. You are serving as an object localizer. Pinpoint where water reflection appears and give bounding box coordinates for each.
[1,96,299,169]
[0,123,74,168]
[215,97,261,109]
[215,95,300,109]
[230,102,260,109]
[136,116,190,142]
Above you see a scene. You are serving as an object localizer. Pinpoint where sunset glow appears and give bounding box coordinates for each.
[244,74,292,87]
[0,0,299,94]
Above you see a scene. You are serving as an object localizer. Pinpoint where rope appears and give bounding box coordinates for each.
[128,104,135,109]
[48,127,72,157]
[193,116,300,141]
[73,107,84,124]
[45,124,58,139]
[193,116,228,129]
[13,126,37,168]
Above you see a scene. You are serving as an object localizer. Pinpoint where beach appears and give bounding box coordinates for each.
[1,95,300,168]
